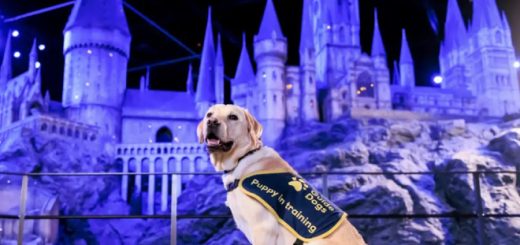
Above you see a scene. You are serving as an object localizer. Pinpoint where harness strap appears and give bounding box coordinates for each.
[293,238,304,245]
[226,179,240,192]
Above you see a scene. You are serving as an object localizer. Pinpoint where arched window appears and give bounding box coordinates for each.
[156,127,173,143]
[356,72,375,97]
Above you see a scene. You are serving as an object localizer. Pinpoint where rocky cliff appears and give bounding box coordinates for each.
[177,118,520,245]
[1,118,519,244]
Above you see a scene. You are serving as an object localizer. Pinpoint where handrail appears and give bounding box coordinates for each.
[0,170,517,177]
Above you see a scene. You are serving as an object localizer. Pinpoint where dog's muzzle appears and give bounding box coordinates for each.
[205,130,233,153]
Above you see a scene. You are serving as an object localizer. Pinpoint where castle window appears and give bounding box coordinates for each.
[273,94,277,102]
[156,127,173,143]
[272,71,277,80]
[356,72,375,98]
[495,31,503,44]
[309,77,313,84]
[262,72,267,79]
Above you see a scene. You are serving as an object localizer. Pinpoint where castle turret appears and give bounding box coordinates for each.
[467,0,520,116]
[195,7,216,118]
[62,0,131,141]
[254,0,287,146]
[299,0,319,123]
[439,0,468,90]
[370,9,391,109]
[215,34,225,104]
[0,33,12,87]
[231,33,255,109]
[399,29,415,88]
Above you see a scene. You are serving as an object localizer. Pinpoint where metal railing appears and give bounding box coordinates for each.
[0,170,519,245]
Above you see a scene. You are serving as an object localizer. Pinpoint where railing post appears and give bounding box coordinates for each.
[17,175,29,245]
[170,173,178,245]
[121,159,128,201]
[472,172,484,245]
[321,172,329,199]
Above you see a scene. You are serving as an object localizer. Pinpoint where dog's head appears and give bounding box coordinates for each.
[197,104,263,171]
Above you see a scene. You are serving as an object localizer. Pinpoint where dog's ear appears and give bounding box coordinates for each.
[244,109,263,148]
[196,119,205,144]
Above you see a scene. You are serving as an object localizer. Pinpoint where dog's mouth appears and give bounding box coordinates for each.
[205,132,234,152]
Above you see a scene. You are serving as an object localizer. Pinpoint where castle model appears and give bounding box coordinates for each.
[0,0,517,213]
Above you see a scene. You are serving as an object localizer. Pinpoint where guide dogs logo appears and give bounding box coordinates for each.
[288,177,308,192]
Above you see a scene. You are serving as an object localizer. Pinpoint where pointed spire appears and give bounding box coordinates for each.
[145,66,151,89]
[371,9,386,57]
[392,61,400,85]
[256,0,284,40]
[44,90,51,104]
[400,29,413,64]
[443,0,467,51]
[216,34,224,67]
[215,34,225,104]
[139,76,146,91]
[299,0,314,53]
[29,38,39,75]
[65,0,130,35]
[195,6,216,103]
[186,64,194,95]
[501,11,510,31]
[233,33,255,84]
[471,0,502,32]
[0,32,13,85]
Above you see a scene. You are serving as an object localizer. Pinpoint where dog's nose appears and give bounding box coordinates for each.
[207,119,220,128]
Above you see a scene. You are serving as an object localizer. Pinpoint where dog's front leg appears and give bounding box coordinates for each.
[250,224,279,245]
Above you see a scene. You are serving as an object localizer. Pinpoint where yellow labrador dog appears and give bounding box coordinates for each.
[197,104,366,245]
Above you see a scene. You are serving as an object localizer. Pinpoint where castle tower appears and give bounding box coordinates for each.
[439,0,468,90]
[253,0,287,147]
[299,0,319,123]
[215,34,225,104]
[0,32,12,88]
[285,66,301,125]
[312,0,361,121]
[231,33,255,109]
[195,7,216,118]
[467,0,520,116]
[371,9,391,109]
[62,0,131,141]
[399,29,415,88]
[312,0,361,89]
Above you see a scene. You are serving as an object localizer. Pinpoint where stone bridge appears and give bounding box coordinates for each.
[115,142,210,214]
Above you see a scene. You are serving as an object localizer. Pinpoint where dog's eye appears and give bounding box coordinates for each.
[228,114,238,120]
[206,112,213,118]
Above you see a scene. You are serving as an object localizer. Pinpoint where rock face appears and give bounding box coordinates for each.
[1,118,520,244]
[176,118,520,245]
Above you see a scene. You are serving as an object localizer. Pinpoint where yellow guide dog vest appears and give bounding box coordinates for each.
[238,170,346,242]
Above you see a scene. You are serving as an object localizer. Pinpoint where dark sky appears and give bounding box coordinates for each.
[0,0,519,102]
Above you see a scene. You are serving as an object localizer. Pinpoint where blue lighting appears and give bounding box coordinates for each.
[13,51,21,58]
[11,30,19,37]
[433,75,443,84]
[514,61,520,69]
[38,44,46,51]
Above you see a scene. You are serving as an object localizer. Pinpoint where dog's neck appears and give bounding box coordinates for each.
[220,146,278,188]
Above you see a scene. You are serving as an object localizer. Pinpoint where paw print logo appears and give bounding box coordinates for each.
[288,177,308,192]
